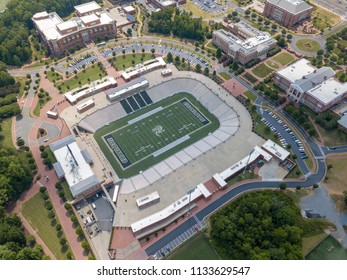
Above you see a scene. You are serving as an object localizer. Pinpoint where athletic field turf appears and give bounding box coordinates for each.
[306,235,347,260]
[94,93,219,178]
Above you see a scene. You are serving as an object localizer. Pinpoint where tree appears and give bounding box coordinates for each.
[55,224,62,232]
[151,48,155,55]
[292,154,297,160]
[167,52,173,63]
[327,164,333,170]
[16,139,25,147]
[59,237,67,247]
[203,67,209,76]
[317,49,324,56]
[195,64,202,73]
[286,144,291,149]
[231,61,239,71]
[216,48,222,59]
[313,183,319,189]
[27,235,36,248]
[126,28,132,37]
[81,240,90,250]
[264,126,271,134]
[75,227,83,236]
[296,185,302,191]
[279,182,287,191]
[64,203,72,211]
[344,191,347,207]
[210,191,303,260]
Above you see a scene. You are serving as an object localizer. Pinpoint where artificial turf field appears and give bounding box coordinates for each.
[305,235,347,260]
[94,92,219,178]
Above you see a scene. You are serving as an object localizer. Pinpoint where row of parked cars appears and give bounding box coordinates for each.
[262,109,308,159]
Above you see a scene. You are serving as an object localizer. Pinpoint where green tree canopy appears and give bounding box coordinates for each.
[210,191,304,260]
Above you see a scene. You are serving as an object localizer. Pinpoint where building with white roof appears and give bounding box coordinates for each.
[262,139,290,161]
[123,6,136,15]
[148,0,177,9]
[131,184,211,238]
[302,78,347,112]
[74,1,102,16]
[106,77,149,102]
[120,57,166,81]
[274,59,347,112]
[50,135,99,199]
[263,0,313,28]
[64,76,117,104]
[212,21,277,64]
[32,1,116,56]
[274,58,315,90]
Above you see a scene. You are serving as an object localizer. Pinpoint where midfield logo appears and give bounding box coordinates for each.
[152,125,164,136]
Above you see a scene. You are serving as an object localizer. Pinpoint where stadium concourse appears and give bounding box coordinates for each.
[60,65,264,248]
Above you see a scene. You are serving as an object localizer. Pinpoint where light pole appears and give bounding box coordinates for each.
[242,148,254,177]
[187,187,195,216]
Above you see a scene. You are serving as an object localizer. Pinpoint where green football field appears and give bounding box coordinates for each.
[306,235,347,260]
[94,93,219,178]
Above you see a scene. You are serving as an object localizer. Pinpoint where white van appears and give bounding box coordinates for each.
[92,203,96,210]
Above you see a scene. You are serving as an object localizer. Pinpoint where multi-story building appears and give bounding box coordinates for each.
[274,59,347,112]
[212,21,277,65]
[263,0,313,28]
[32,1,116,56]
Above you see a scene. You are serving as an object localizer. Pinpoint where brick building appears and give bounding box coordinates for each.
[274,59,347,112]
[32,1,116,56]
[263,0,312,28]
[212,21,277,65]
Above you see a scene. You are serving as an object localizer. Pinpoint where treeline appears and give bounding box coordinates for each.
[148,8,206,41]
[0,0,96,66]
[210,191,304,260]
[0,212,44,260]
[0,62,21,119]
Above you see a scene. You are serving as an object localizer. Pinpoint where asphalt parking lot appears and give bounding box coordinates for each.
[100,43,213,70]
[192,0,232,14]
[260,108,310,175]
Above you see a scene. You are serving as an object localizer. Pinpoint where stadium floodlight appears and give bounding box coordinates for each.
[242,148,254,177]
[187,187,195,216]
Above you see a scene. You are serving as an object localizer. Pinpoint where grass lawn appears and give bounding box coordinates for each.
[325,156,347,196]
[295,39,320,53]
[285,163,302,179]
[265,60,280,69]
[0,118,13,149]
[94,93,219,178]
[61,180,73,202]
[206,41,217,51]
[303,233,327,257]
[166,233,219,260]
[33,95,51,117]
[306,235,347,260]
[312,6,341,30]
[244,90,257,103]
[111,53,153,71]
[219,72,231,80]
[22,193,72,260]
[15,76,27,98]
[252,63,274,78]
[55,65,105,93]
[24,59,53,69]
[0,0,10,10]
[272,52,295,65]
[46,71,63,83]
[226,171,259,187]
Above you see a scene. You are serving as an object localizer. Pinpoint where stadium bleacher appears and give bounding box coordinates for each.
[120,99,133,114]
[126,96,140,111]
[133,93,146,108]
[140,91,153,105]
